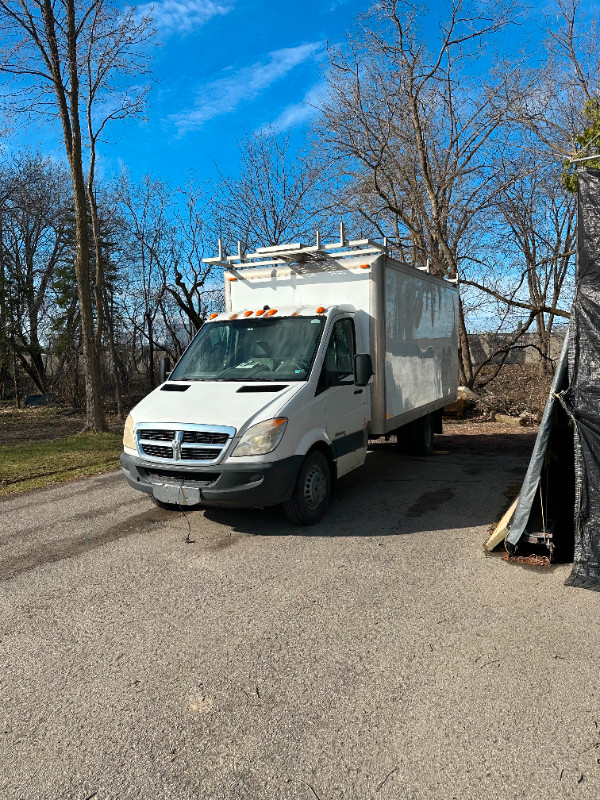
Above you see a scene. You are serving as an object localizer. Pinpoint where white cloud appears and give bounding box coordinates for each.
[264,81,328,132]
[170,42,324,134]
[136,0,232,34]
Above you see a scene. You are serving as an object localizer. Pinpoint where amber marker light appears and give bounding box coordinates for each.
[360,264,370,269]
[316,306,326,314]
[265,309,277,316]
[256,309,266,316]
[229,313,238,320]
[209,313,218,319]
[244,310,253,317]
[228,277,238,281]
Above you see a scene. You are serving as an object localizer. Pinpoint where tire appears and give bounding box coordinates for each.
[282,451,331,525]
[396,414,434,456]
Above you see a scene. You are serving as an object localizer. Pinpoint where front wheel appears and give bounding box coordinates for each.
[282,451,331,525]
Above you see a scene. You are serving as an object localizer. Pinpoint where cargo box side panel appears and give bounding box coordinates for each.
[384,266,458,428]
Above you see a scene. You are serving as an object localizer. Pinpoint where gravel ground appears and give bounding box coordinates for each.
[1,431,599,800]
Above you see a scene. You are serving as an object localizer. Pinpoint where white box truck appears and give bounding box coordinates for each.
[121,231,458,524]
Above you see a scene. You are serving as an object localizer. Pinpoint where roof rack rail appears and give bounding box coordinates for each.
[203,223,388,269]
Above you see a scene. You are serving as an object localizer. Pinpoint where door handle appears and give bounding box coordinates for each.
[354,389,363,394]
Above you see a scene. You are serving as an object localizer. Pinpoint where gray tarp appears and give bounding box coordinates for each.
[564,168,600,589]
[507,168,600,590]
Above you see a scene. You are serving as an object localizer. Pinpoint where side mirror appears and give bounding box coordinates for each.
[354,353,373,386]
[159,356,171,384]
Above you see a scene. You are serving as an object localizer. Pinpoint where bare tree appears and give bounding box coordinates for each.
[215,130,333,251]
[0,0,153,429]
[319,0,519,386]
[461,158,575,377]
[119,174,222,364]
[81,3,153,361]
[455,0,597,373]
[504,0,600,168]
[0,153,71,393]
[118,173,169,389]
[161,182,219,332]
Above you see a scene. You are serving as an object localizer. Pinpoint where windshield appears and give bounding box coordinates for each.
[169,316,326,382]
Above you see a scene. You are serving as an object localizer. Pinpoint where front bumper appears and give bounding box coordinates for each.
[120,452,303,508]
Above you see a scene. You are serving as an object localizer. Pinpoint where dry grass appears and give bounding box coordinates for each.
[0,406,123,496]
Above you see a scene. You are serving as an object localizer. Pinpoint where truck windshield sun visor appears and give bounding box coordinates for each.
[169,317,325,383]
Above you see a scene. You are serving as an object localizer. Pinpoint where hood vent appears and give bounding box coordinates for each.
[237,384,287,393]
[161,383,190,392]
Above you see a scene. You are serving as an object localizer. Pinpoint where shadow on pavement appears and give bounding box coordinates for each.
[202,432,534,539]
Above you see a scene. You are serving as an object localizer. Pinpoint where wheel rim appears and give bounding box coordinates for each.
[303,464,328,509]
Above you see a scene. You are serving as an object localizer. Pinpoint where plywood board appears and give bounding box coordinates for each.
[485,496,519,552]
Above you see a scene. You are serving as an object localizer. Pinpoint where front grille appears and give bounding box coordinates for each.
[181,447,222,461]
[135,424,235,466]
[143,468,220,486]
[182,431,229,445]
[140,429,174,442]
[141,444,173,459]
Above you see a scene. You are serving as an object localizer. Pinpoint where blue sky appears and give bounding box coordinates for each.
[10,0,555,189]
[100,0,372,186]
[5,0,374,186]
[9,0,570,191]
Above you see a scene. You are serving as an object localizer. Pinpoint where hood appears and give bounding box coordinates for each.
[130,381,303,434]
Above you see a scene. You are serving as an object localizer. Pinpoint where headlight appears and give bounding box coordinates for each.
[123,414,135,449]
[232,418,287,457]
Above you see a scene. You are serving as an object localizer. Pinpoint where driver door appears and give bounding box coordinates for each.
[320,317,368,477]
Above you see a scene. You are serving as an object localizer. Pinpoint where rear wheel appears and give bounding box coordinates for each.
[282,451,331,525]
[396,414,434,456]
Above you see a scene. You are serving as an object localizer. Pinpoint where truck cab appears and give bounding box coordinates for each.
[121,304,373,524]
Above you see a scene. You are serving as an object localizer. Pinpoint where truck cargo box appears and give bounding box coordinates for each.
[226,251,458,435]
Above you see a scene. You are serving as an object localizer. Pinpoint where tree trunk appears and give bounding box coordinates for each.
[87,164,105,364]
[69,158,106,430]
[42,0,106,431]
[16,351,46,394]
[147,311,155,389]
[11,329,20,409]
[457,294,473,387]
[103,289,123,419]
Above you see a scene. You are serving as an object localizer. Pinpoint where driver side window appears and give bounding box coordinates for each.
[322,318,356,387]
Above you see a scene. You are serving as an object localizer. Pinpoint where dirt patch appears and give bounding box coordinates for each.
[501,551,552,568]
[0,406,123,444]
[475,363,553,417]
[440,419,538,458]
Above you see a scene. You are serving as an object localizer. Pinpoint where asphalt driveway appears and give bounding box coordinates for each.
[1,433,599,800]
